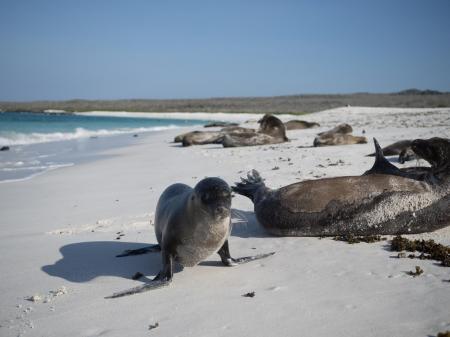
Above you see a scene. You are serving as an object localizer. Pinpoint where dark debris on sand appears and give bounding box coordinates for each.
[242,291,255,298]
[333,234,387,244]
[391,236,450,267]
[148,322,159,330]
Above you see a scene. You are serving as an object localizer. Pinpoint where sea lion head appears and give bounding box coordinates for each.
[194,177,232,219]
[258,114,288,141]
[411,137,450,169]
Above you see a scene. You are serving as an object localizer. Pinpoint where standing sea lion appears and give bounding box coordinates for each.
[107,177,274,298]
[232,139,450,236]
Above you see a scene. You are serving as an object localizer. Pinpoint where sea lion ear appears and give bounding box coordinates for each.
[364,138,402,176]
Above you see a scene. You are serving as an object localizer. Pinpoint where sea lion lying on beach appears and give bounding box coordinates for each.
[317,123,353,137]
[367,140,413,157]
[107,177,274,298]
[222,114,288,148]
[232,138,450,236]
[174,127,256,146]
[313,123,367,147]
[365,137,450,183]
[204,121,238,128]
[367,139,417,163]
[180,131,223,146]
[284,120,320,130]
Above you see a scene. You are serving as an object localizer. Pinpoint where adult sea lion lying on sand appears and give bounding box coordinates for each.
[313,123,367,147]
[107,177,274,298]
[180,131,223,146]
[232,138,450,236]
[222,114,288,147]
[367,139,417,163]
[174,127,256,146]
[204,121,238,128]
[365,137,450,183]
[284,120,320,130]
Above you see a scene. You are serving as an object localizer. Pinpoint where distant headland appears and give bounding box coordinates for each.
[1,89,449,114]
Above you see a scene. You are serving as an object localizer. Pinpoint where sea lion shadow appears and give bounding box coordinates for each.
[41,241,164,283]
[230,209,269,238]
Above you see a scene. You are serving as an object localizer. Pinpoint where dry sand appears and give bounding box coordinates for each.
[0,107,449,337]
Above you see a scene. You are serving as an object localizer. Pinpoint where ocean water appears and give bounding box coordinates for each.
[0,111,208,182]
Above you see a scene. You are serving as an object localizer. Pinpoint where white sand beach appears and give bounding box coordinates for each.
[1,107,449,337]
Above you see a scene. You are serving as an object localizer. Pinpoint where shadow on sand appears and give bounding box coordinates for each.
[230,209,268,238]
[41,241,164,283]
[42,209,267,282]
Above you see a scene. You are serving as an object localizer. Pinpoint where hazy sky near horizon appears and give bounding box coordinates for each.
[1,0,449,101]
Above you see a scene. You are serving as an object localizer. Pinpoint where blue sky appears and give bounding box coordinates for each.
[1,0,449,101]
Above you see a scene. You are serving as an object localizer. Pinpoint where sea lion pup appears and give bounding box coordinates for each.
[107,177,274,298]
[232,161,450,237]
[284,120,320,130]
[313,123,367,147]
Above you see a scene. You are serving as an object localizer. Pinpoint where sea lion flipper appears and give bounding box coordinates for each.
[232,170,265,201]
[116,244,161,257]
[364,138,402,176]
[105,279,171,299]
[106,252,174,299]
[217,240,275,266]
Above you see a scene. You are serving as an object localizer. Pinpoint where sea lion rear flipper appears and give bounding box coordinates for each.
[116,244,161,257]
[217,240,275,266]
[232,170,265,202]
[364,138,402,176]
[105,279,171,298]
[106,252,173,299]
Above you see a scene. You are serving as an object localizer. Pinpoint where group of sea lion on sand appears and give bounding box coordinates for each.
[174,114,290,147]
[108,133,450,298]
[174,114,370,148]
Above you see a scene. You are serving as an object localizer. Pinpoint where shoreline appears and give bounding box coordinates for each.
[1,106,449,337]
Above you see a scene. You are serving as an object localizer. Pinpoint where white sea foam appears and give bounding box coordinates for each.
[0,125,180,146]
[0,163,74,184]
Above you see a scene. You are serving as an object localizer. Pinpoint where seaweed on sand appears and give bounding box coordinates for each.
[391,236,450,267]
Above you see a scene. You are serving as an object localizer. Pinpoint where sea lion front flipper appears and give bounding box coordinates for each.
[106,252,173,299]
[363,138,403,176]
[217,240,275,267]
[116,244,161,257]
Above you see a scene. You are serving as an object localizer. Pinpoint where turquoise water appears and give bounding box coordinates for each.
[0,111,206,145]
[0,111,208,182]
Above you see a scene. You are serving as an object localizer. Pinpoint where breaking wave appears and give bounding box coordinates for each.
[0,125,180,146]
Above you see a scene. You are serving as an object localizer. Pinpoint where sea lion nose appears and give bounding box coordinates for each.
[215,206,229,215]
